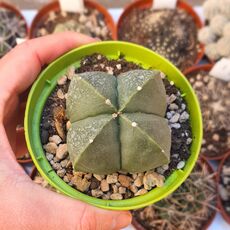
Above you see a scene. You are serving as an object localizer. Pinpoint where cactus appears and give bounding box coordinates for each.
[66,70,171,174]
[0,8,27,58]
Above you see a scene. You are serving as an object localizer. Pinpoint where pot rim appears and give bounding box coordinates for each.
[183,64,230,161]
[29,0,117,40]
[217,151,230,224]
[117,0,204,70]
[24,41,202,210]
[132,157,218,230]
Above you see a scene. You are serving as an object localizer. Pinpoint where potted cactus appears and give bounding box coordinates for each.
[132,158,218,230]
[0,2,28,58]
[29,0,116,40]
[184,64,230,160]
[117,0,204,71]
[198,0,230,61]
[217,151,230,224]
[25,41,202,210]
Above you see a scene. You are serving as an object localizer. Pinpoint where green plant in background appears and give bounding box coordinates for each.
[0,8,26,58]
[133,161,217,230]
[66,70,171,174]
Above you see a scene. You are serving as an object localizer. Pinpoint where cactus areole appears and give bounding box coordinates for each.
[66,70,171,174]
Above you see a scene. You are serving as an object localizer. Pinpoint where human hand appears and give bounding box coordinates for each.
[0,32,131,230]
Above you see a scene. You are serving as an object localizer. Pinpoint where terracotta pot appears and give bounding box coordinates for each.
[117,0,204,68]
[0,2,29,39]
[30,166,37,180]
[132,157,217,230]
[184,64,230,161]
[217,151,230,224]
[16,126,32,164]
[29,0,117,40]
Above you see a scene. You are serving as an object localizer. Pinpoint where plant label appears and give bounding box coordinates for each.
[59,0,84,13]
[16,38,26,45]
[152,0,178,10]
[210,58,230,81]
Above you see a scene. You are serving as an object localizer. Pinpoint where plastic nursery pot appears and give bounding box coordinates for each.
[16,126,32,164]
[29,0,117,40]
[117,0,204,67]
[184,64,230,161]
[0,2,29,39]
[25,41,202,210]
[217,151,230,224]
[132,157,217,230]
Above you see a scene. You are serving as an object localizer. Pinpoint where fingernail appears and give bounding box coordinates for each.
[113,212,132,229]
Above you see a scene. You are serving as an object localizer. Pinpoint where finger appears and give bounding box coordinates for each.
[0,32,97,100]
[2,181,131,230]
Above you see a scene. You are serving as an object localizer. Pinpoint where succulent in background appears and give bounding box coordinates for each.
[0,8,26,58]
[133,161,217,230]
[199,0,230,60]
[66,70,171,174]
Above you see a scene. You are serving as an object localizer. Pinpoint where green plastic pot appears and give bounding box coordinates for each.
[25,41,202,210]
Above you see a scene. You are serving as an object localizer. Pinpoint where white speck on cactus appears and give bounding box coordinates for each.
[105,99,112,105]
[112,113,118,118]
[77,76,82,80]
[132,122,138,127]
[137,86,142,91]
[89,139,94,143]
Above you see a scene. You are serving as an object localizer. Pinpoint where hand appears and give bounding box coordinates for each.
[0,32,131,230]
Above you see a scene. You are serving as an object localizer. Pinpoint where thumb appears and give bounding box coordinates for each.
[16,182,132,230]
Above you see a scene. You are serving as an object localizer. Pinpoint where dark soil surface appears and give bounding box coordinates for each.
[118,8,199,71]
[219,156,230,216]
[186,70,230,158]
[33,7,112,40]
[40,53,192,200]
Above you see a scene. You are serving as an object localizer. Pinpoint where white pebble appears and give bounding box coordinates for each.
[170,113,180,123]
[132,122,138,127]
[105,99,111,105]
[177,161,185,169]
[137,86,142,91]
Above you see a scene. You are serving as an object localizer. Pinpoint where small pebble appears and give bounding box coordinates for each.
[91,189,104,198]
[179,111,189,123]
[57,169,66,178]
[66,121,71,131]
[186,138,192,145]
[110,193,123,200]
[60,159,68,168]
[170,123,181,129]
[106,175,118,184]
[100,179,109,192]
[56,144,68,160]
[118,187,126,194]
[118,175,133,187]
[57,75,67,85]
[135,189,148,196]
[44,142,57,154]
[49,135,62,145]
[57,89,65,99]
[170,113,180,123]
[169,103,179,110]
[46,153,54,161]
[93,174,104,181]
[177,161,185,169]
[129,184,138,194]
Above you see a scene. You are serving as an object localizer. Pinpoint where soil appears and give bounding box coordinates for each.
[132,160,217,230]
[219,156,230,216]
[40,53,192,200]
[186,70,230,158]
[0,8,27,58]
[118,8,199,71]
[33,7,112,40]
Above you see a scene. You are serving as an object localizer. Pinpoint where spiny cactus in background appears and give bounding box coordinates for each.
[132,161,217,230]
[66,70,171,174]
[0,8,26,58]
